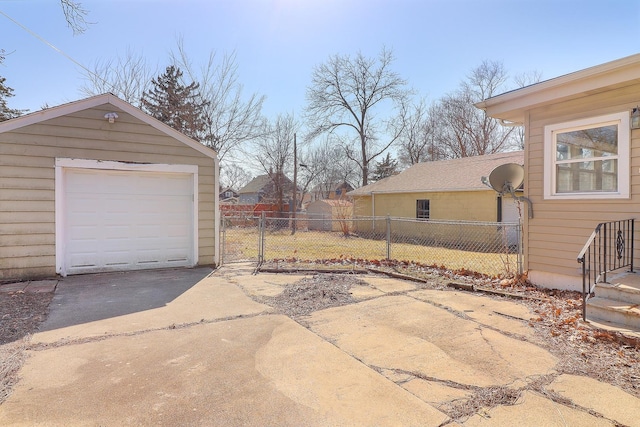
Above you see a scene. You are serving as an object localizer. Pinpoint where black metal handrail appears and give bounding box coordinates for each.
[577,219,635,321]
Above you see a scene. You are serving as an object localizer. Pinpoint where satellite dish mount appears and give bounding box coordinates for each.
[482,163,533,219]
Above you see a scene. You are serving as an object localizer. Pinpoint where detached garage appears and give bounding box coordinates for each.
[0,93,219,281]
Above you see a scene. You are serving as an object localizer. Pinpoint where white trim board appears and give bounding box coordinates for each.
[55,158,199,276]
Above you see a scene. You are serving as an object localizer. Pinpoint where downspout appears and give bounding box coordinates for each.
[372,192,375,231]
[213,156,221,267]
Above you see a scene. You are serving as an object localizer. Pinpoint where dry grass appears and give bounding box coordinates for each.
[224,228,518,276]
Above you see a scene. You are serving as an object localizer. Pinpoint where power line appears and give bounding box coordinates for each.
[0,8,110,89]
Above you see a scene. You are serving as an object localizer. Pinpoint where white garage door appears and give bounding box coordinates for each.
[62,167,195,275]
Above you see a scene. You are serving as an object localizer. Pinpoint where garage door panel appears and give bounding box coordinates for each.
[62,168,194,275]
[68,252,98,269]
[103,251,132,267]
[104,225,132,238]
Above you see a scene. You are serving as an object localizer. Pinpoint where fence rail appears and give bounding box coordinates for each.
[221,215,522,276]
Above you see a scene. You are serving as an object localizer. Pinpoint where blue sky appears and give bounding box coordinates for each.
[1,0,639,119]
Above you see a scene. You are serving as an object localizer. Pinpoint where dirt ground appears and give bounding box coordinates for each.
[1,265,639,409]
[0,292,53,346]
[0,291,54,403]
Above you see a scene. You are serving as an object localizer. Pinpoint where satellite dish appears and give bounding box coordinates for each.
[482,162,533,219]
[488,163,524,194]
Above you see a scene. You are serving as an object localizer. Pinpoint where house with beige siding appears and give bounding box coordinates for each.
[348,151,524,223]
[0,93,219,281]
[477,54,640,330]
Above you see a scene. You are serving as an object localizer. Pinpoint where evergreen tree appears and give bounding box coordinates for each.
[141,65,207,140]
[370,153,399,182]
[0,53,24,121]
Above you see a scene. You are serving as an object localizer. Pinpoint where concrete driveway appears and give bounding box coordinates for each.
[0,264,638,426]
[40,267,214,331]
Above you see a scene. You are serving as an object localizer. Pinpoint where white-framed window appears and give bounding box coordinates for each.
[544,112,630,199]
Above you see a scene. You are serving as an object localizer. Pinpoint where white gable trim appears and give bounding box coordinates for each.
[0,93,217,160]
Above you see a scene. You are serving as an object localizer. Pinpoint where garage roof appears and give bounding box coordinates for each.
[348,151,524,196]
[0,93,217,159]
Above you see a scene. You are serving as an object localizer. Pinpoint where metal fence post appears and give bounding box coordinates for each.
[386,215,391,260]
[259,211,266,264]
[221,215,226,266]
[517,222,523,275]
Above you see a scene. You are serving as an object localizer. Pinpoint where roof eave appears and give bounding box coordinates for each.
[476,53,640,122]
[349,187,495,196]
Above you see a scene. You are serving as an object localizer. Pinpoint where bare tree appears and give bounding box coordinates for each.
[512,70,543,148]
[60,0,91,35]
[297,139,343,204]
[431,60,517,158]
[220,163,252,191]
[253,114,297,215]
[305,47,409,186]
[79,49,155,105]
[171,41,266,162]
[80,39,264,163]
[397,97,442,167]
[302,138,359,200]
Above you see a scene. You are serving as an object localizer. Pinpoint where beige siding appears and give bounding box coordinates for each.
[0,103,216,281]
[524,82,640,284]
[353,190,499,222]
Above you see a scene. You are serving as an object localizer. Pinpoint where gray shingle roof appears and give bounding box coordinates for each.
[238,174,273,194]
[238,173,296,195]
[348,151,524,195]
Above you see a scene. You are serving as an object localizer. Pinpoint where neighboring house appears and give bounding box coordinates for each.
[309,181,355,202]
[475,53,640,295]
[219,187,238,203]
[307,199,353,231]
[0,93,219,281]
[348,151,524,223]
[238,173,296,206]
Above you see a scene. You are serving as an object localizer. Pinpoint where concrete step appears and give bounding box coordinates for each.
[595,281,640,305]
[586,297,640,330]
[585,318,640,339]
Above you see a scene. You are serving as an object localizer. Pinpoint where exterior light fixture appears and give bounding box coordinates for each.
[104,112,119,123]
[631,106,640,130]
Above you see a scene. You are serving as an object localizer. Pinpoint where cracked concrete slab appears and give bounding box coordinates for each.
[305,295,557,387]
[463,391,613,426]
[361,276,419,293]
[402,378,472,404]
[234,272,313,298]
[32,277,272,344]
[350,283,385,300]
[2,265,637,426]
[549,374,640,426]
[410,289,539,339]
[0,315,447,426]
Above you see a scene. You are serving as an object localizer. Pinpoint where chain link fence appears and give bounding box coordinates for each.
[221,215,522,276]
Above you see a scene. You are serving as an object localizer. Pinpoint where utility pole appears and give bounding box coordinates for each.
[291,132,297,235]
